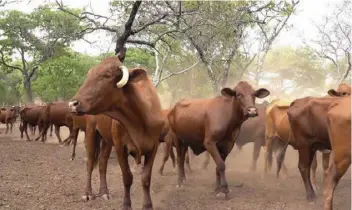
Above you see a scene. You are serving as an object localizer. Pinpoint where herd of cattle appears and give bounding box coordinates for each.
[0,55,350,210]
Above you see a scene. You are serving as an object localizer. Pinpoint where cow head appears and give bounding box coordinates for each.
[221,81,270,117]
[328,83,351,97]
[68,55,147,115]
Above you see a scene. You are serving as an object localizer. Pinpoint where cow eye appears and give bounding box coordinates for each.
[236,94,243,98]
[343,92,347,96]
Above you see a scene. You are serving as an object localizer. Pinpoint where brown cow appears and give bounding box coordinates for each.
[168,81,270,197]
[327,83,351,96]
[35,102,73,143]
[19,105,53,139]
[286,96,338,202]
[68,55,165,210]
[19,105,47,141]
[0,106,20,134]
[323,95,351,210]
[67,114,88,161]
[202,101,287,173]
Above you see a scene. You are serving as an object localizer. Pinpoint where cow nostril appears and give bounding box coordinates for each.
[69,100,79,107]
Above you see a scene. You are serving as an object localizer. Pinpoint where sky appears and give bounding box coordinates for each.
[2,0,338,56]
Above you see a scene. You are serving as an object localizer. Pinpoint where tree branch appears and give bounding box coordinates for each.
[156,61,199,87]
[0,50,22,71]
[114,1,142,55]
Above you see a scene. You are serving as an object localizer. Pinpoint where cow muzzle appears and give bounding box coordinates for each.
[68,100,80,114]
[246,106,258,118]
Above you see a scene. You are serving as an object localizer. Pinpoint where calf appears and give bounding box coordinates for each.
[323,96,351,210]
[286,96,338,201]
[68,55,165,210]
[35,101,73,143]
[0,106,20,134]
[168,81,269,197]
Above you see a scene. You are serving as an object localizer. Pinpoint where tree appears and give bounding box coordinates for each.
[180,1,299,93]
[32,52,99,102]
[258,46,326,98]
[0,5,87,102]
[304,0,351,83]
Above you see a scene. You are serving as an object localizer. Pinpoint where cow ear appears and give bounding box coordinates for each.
[221,88,236,97]
[128,68,148,84]
[255,88,270,98]
[328,89,339,96]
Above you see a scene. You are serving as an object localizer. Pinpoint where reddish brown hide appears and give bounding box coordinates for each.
[0,106,20,134]
[35,101,73,144]
[19,104,46,141]
[168,81,269,197]
[286,96,339,202]
[68,55,164,210]
[324,95,351,210]
[202,101,283,173]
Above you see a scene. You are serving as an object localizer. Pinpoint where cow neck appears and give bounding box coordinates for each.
[230,97,246,128]
[104,84,164,151]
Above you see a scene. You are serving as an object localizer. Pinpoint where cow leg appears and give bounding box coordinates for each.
[323,151,350,210]
[297,146,316,202]
[170,145,176,170]
[82,130,98,200]
[202,152,210,170]
[322,152,330,173]
[251,140,261,172]
[159,141,172,175]
[310,152,319,191]
[54,125,63,144]
[204,140,229,197]
[10,122,13,134]
[20,123,24,138]
[49,124,53,137]
[141,145,158,210]
[99,140,113,200]
[71,128,80,161]
[24,122,31,141]
[5,122,9,134]
[185,149,192,174]
[175,142,187,187]
[115,144,133,210]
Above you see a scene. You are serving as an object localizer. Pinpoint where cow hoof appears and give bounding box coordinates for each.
[312,185,320,192]
[142,204,153,210]
[307,194,316,203]
[216,192,228,199]
[122,205,132,210]
[70,157,75,161]
[82,195,94,201]
[101,194,110,200]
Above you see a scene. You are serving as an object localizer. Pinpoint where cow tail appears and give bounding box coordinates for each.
[93,130,102,169]
[167,105,176,128]
[276,130,291,178]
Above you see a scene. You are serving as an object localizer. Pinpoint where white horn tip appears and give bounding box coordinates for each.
[116,65,129,88]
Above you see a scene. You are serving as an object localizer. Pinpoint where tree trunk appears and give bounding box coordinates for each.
[24,78,33,103]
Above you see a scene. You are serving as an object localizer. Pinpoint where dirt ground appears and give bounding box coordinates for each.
[0,123,350,210]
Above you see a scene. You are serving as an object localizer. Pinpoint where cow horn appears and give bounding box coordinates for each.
[116,65,129,88]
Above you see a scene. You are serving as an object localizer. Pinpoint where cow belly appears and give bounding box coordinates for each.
[189,145,206,155]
